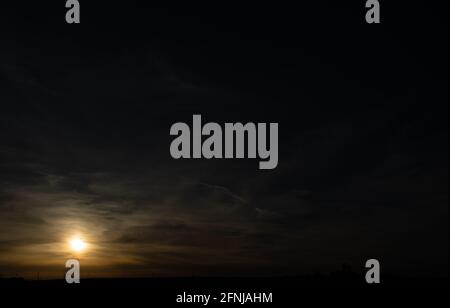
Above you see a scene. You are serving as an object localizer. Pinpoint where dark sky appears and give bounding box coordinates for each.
[0,1,448,279]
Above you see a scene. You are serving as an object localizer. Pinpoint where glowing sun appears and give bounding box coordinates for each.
[69,237,87,252]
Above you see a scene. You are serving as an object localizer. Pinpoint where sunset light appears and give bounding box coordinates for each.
[69,237,87,253]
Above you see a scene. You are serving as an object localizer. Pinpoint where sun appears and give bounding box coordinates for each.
[69,237,87,252]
